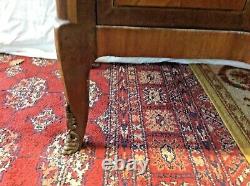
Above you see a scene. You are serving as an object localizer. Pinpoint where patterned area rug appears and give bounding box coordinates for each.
[0,54,249,185]
[191,65,250,163]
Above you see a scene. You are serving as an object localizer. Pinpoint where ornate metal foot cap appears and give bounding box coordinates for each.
[62,104,83,155]
[63,132,83,155]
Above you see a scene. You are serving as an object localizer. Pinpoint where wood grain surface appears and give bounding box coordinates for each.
[97,26,250,64]
[98,0,249,31]
[115,0,247,10]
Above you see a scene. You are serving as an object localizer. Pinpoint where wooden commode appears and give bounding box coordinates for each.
[55,0,250,154]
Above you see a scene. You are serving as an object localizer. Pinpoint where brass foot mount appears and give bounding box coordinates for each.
[63,104,83,155]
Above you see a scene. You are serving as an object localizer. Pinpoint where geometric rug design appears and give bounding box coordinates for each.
[0,54,249,185]
[191,64,250,163]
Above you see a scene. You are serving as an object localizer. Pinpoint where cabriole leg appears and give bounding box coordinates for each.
[55,23,95,155]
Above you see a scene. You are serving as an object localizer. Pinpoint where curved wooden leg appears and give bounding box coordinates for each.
[55,23,96,155]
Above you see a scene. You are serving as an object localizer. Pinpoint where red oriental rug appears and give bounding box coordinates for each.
[0,54,249,186]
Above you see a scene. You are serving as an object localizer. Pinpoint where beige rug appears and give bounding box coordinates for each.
[191,64,250,163]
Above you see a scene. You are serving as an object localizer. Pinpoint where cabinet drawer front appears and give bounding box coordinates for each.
[115,0,247,10]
